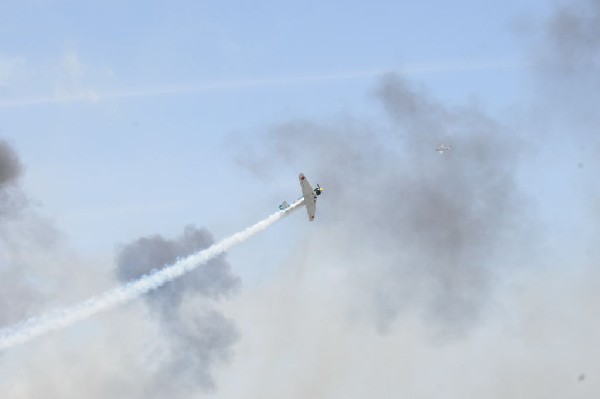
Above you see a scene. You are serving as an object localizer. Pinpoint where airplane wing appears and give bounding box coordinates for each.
[299,173,316,221]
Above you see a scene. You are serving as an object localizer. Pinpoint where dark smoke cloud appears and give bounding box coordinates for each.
[542,1,600,75]
[0,139,241,396]
[528,0,600,233]
[0,139,42,327]
[115,225,240,392]
[0,139,21,187]
[0,138,22,229]
[531,0,600,138]
[238,74,529,336]
[116,226,240,314]
[374,75,528,329]
[0,139,25,218]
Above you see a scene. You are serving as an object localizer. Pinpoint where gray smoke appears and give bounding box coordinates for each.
[238,74,528,336]
[528,0,600,235]
[115,225,241,392]
[0,269,41,328]
[0,138,22,238]
[374,75,526,330]
[0,139,42,328]
[0,139,24,219]
[533,0,600,298]
[531,0,600,140]
[0,140,21,187]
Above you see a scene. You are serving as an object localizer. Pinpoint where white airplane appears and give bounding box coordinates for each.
[436,144,452,154]
[279,173,324,221]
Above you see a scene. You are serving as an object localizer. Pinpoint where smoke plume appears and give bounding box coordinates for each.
[0,139,24,219]
[0,206,290,352]
[114,225,241,391]
[531,0,600,140]
[0,139,45,329]
[239,74,528,336]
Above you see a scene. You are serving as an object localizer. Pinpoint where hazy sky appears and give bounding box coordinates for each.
[0,0,548,251]
[1,0,599,398]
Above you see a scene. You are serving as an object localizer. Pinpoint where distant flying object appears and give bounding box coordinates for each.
[279,173,324,221]
[436,144,452,154]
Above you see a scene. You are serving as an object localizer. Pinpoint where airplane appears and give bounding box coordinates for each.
[279,173,324,221]
[436,144,452,154]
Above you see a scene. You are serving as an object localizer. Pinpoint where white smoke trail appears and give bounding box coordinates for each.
[0,201,302,351]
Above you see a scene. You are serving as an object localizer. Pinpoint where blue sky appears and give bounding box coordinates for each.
[1,0,552,254]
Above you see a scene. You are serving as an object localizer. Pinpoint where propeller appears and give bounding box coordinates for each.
[315,183,324,195]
